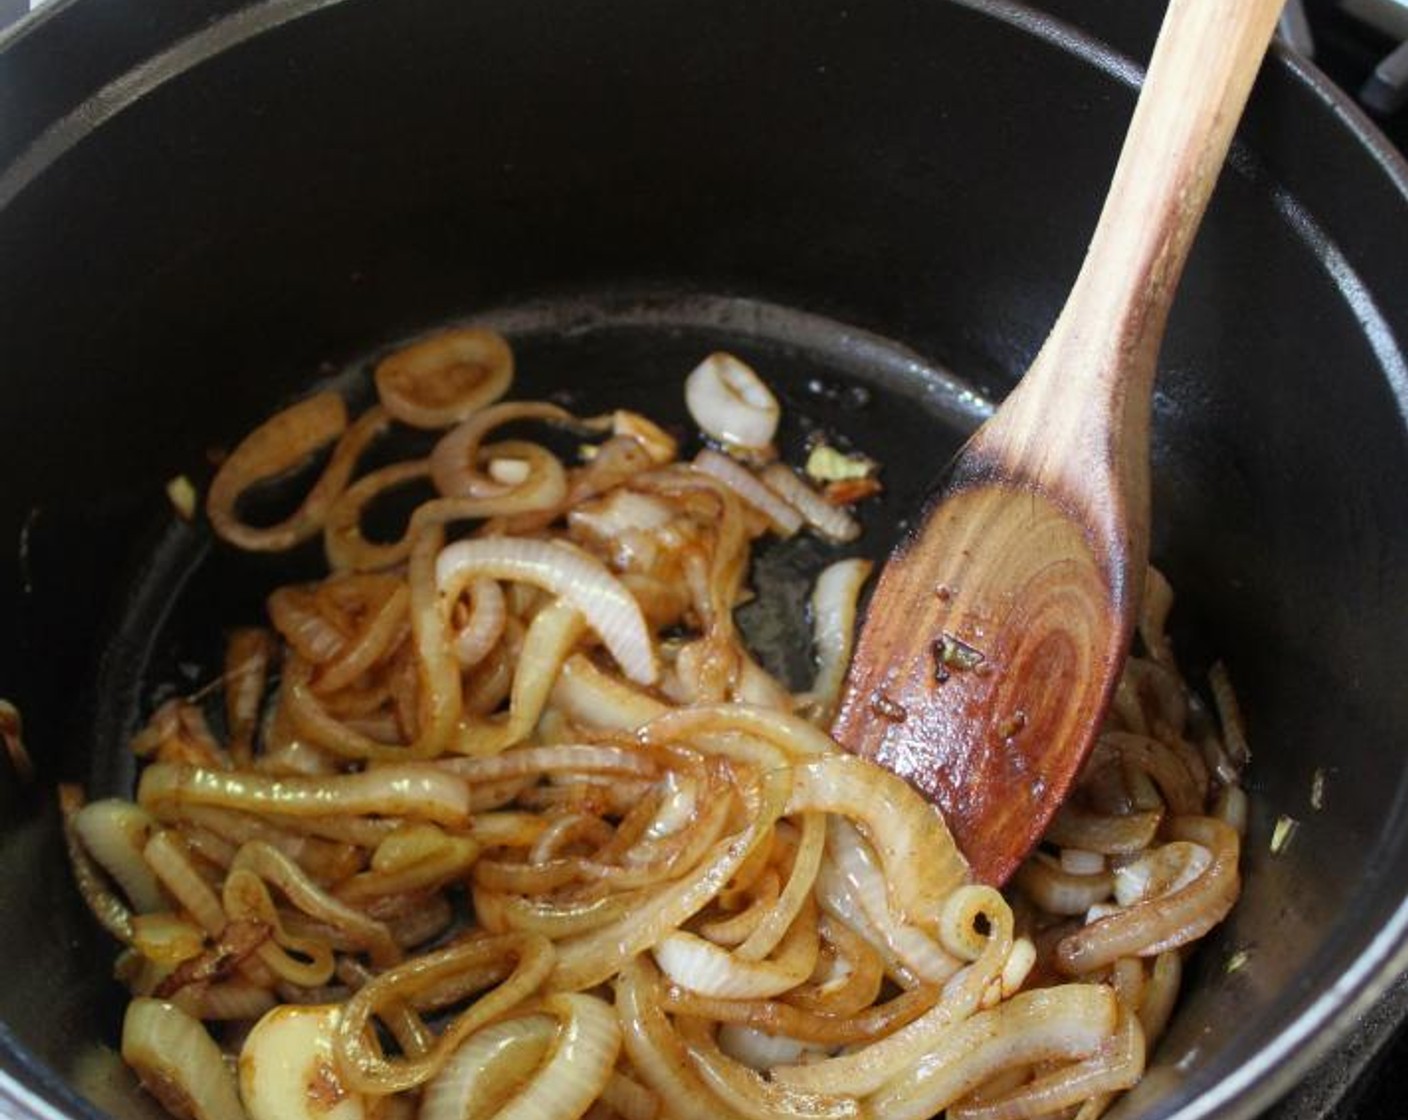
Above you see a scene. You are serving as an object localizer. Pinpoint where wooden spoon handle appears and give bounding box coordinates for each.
[993,0,1286,483]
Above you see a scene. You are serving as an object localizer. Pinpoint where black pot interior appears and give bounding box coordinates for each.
[3,1,1408,1118]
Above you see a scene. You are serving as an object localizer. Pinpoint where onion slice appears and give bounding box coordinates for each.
[684,352,780,451]
[692,450,802,536]
[436,537,658,685]
[374,327,514,429]
[759,463,860,543]
[121,998,247,1120]
[239,1004,366,1120]
[137,762,471,828]
[207,395,384,552]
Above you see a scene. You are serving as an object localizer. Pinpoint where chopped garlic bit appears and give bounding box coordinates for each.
[1226,948,1251,975]
[1270,814,1299,855]
[165,475,198,521]
[805,443,876,484]
[1310,767,1326,811]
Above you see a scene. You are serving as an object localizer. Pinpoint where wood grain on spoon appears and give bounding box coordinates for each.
[832,0,1287,886]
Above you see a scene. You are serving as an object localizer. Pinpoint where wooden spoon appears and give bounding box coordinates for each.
[831,0,1286,886]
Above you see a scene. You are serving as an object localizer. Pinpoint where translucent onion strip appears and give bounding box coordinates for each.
[437,537,657,686]
[693,450,802,536]
[759,464,860,543]
[137,762,471,827]
[73,799,166,914]
[420,1015,556,1120]
[1057,816,1240,975]
[122,999,247,1120]
[786,753,969,925]
[429,401,585,497]
[799,559,872,725]
[333,932,555,1094]
[865,985,1118,1120]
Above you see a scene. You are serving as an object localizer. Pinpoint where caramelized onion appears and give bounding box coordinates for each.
[208,394,384,552]
[374,327,514,429]
[437,537,658,685]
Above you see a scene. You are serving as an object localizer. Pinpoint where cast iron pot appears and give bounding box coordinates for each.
[2,0,1407,1117]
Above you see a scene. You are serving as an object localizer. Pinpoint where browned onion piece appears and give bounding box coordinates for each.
[1056,816,1240,975]
[374,327,514,429]
[207,394,386,551]
[1013,854,1114,917]
[333,932,555,1093]
[429,401,582,496]
[1043,804,1162,855]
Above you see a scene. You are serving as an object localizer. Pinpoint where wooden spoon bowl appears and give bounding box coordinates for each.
[833,0,1288,886]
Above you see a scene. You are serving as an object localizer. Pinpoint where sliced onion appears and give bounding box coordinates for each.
[137,762,471,828]
[224,628,274,766]
[429,401,579,497]
[436,537,657,685]
[550,654,669,733]
[374,327,514,429]
[771,890,1012,1097]
[759,464,859,543]
[609,409,678,464]
[455,599,586,756]
[1013,854,1114,917]
[1057,816,1240,975]
[717,1025,809,1071]
[131,912,206,966]
[122,998,247,1120]
[229,842,398,965]
[73,799,166,914]
[333,932,555,1094]
[552,768,789,992]
[692,450,802,536]
[143,829,227,935]
[637,703,838,759]
[59,785,135,943]
[239,1004,366,1120]
[799,559,872,725]
[442,744,657,784]
[207,394,383,552]
[616,957,735,1120]
[451,578,506,668]
[684,352,780,451]
[1043,805,1162,855]
[653,899,819,999]
[169,981,277,1022]
[787,753,968,923]
[485,995,621,1120]
[675,1014,860,1120]
[1112,841,1212,908]
[822,818,960,984]
[419,1015,556,1120]
[865,985,1118,1120]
